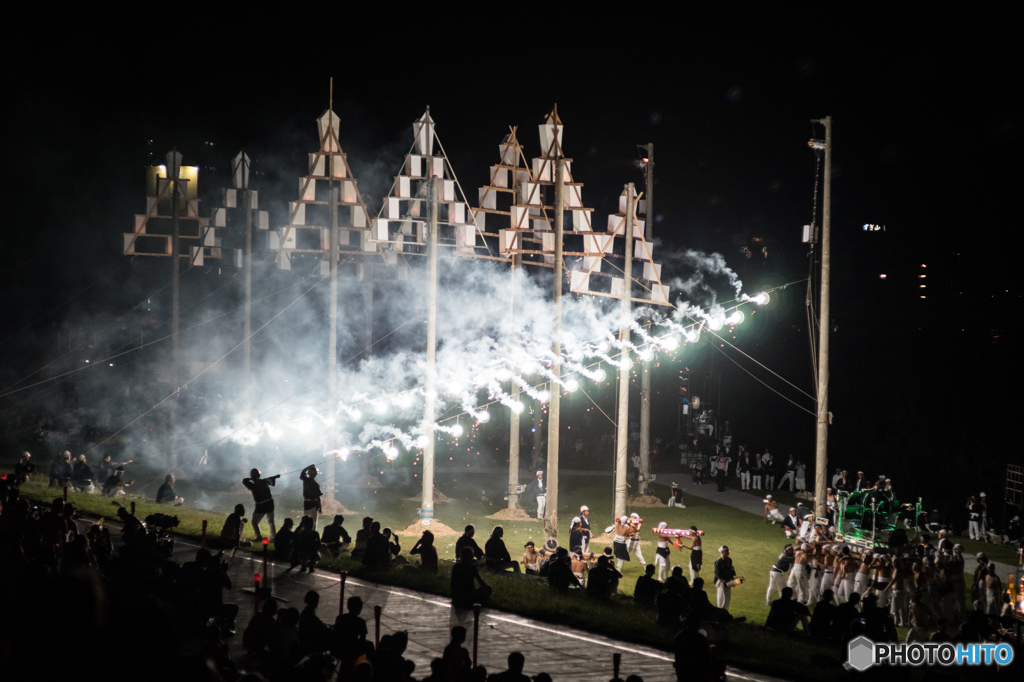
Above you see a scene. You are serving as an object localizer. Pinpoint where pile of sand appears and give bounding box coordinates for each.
[486,507,537,521]
[405,488,453,503]
[627,494,666,507]
[396,519,462,537]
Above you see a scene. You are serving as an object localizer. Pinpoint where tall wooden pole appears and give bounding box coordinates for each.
[363,263,373,356]
[242,175,252,474]
[507,247,522,511]
[326,186,339,504]
[168,149,181,469]
[613,184,635,519]
[421,174,439,525]
[544,156,565,548]
[813,117,832,518]
[638,144,654,495]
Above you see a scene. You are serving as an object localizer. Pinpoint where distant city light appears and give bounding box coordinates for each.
[879,274,887,279]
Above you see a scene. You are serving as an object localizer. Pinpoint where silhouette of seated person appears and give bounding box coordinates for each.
[274,518,295,560]
[766,586,810,634]
[634,563,665,608]
[298,590,330,654]
[586,555,621,600]
[332,596,368,664]
[484,526,521,574]
[362,521,392,569]
[547,547,581,593]
[674,612,713,682]
[451,546,492,608]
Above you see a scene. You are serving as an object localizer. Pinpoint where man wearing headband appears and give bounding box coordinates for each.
[768,544,795,604]
[578,505,593,554]
[714,546,740,609]
[653,522,672,581]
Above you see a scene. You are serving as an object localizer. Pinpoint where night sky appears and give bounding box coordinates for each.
[3,18,1020,513]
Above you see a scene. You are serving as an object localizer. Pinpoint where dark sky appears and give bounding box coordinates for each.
[3,16,1020,501]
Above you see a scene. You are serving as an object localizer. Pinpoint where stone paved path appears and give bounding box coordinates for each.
[170,537,784,682]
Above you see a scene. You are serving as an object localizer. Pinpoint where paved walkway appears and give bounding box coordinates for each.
[165,536,784,682]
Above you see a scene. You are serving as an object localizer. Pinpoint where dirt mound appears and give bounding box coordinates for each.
[396,519,462,537]
[627,494,666,507]
[486,507,538,522]
[320,498,354,515]
[405,488,453,503]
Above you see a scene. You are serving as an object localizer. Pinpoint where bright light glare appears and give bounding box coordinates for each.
[596,340,609,353]
[385,445,400,460]
[476,410,490,423]
[336,447,350,461]
[726,311,745,325]
[349,409,362,421]
[564,378,579,393]
[753,292,770,305]
[639,349,654,362]
[373,401,387,414]
[684,330,699,343]
[708,316,724,331]
[416,435,430,448]
[452,424,465,437]
[511,401,525,414]
[495,368,512,381]
[538,390,551,403]
[593,369,607,382]
[660,337,679,351]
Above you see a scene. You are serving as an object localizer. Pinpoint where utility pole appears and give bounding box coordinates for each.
[638,143,654,496]
[242,156,253,474]
[507,246,522,511]
[544,155,565,549]
[421,173,439,527]
[812,117,832,518]
[613,183,635,519]
[167,148,182,469]
[326,185,339,504]
[363,262,373,356]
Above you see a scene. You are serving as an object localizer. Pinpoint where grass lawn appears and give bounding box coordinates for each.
[6,471,999,682]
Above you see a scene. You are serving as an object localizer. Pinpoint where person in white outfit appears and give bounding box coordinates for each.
[653,522,672,581]
[966,496,981,540]
[768,544,795,604]
[626,513,646,566]
[714,546,740,610]
[527,470,546,518]
[777,456,796,491]
[787,543,812,604]
[751,454,762,490]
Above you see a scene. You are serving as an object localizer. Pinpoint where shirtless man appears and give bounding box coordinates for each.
[763,495,784,524]
[788,543,813,604]
[626,513,646,568]
[679,525,703,583]
[819,545,837,598]
[835,550,858,604]
[872,555,892,608]
[906,591,933,643]
[612,516,632,571]
[854,551,874,598]
[983,564,1002,616]
[522,541,542,575]
[570,551,589,586]
[884,556,910,626]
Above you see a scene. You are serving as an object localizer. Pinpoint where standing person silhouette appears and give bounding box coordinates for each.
[300,465,323,528]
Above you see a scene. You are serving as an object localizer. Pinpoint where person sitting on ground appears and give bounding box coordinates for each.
[456,524,485,564]
[382,527,405,566]
[809,589,837,641]
[634,563,665,608]
[101,466,133,497]
[292,515,321,573]
[298,590,330,654]
[442,626,472,678]
[274,518,295,561]
[49,451,73,488]
[484,526,521,574]
[410,530,438,573]
[491,651,530,682]
[537,549,553,577]
[351,516,373,560]
[522,541,542,575]
[332,596,367,663]
[656,575,690,626]
[587,555,621,600]
[451,546,492,608]
[674,612,714,682]
[547,547,581,593]
[362,521,391,569]
[243,598,279,654]
[832,591,861,639]
[156,474,185,506]
[668,481,686,507]
[766,586,811,634]
[268,607,302,668]
[570,549,589,585]
[321,515,351,557]
[216,504,250,548]
[70,454,95,493]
